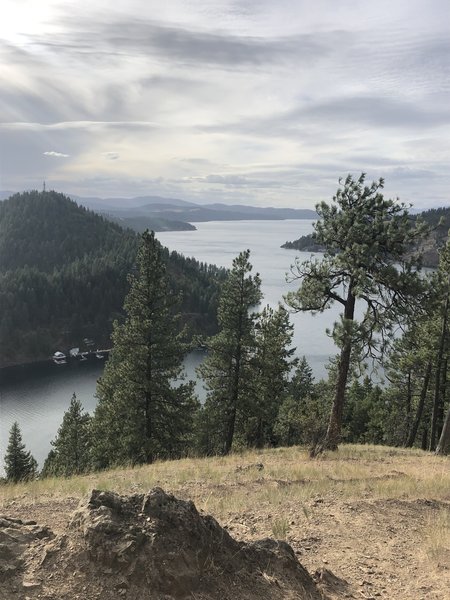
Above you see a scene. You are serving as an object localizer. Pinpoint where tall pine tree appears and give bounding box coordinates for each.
[91,230,197,467]
[197,250,262,455]
[246,305,297,447]
[286,174,428,453]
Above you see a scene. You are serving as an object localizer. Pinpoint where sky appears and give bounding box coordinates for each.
[1,0,449,209]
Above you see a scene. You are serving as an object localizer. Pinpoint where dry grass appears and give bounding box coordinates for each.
[271,516,290,540]
[1,443,448,513]
[424,507,450,567]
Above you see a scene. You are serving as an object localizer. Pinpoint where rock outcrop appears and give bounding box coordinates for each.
[1,488,326,599]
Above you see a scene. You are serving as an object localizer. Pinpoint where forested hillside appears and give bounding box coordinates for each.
[0,191,225,368]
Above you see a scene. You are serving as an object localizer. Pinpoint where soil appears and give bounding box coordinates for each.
[1,455,449,600]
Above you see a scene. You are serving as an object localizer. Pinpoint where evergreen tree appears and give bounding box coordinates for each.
[288,356,315,400]
[91,230,198,467]
[382,320,431,447]
[286,173,428,453]
[430,237,450,451]
[382,237,450,450]
[246,305,297,447]
[42,394,91,477]
[197,250,262,455]
[4,422,37,483]
[342,377,386,444]
[274,359,331,448]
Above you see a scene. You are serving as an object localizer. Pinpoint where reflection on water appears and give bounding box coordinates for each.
[0,220,339,472]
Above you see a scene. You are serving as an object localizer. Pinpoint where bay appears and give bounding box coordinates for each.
[0,219,341,471]
[158,219,340,368]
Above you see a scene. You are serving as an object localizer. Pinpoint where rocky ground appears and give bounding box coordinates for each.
[1,446,449,599]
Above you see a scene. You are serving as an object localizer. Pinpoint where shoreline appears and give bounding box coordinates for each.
[0,351,110,377]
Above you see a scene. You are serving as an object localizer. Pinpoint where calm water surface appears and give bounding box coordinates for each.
[0,220,341,470]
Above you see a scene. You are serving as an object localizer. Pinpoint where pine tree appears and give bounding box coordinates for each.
[246,305,297,447]
[4,422,37,483]
[342,377,386,444]
[197,250,262,455]
[286,173,429,453]
[383,236,450,451]
[274,358,331,448]
[430,237,450,452]
[91,230,198,467]
[288,356,315,400]
[42,394,91,477]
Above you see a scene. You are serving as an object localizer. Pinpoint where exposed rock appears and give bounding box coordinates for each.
[0,515,54,597]
[0,488,328,599]
[66,487,323,598]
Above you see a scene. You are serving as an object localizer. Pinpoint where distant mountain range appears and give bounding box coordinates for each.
[67,194,317,232]
[1,191,317,232]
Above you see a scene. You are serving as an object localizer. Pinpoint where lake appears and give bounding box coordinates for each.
[0,219,341,471]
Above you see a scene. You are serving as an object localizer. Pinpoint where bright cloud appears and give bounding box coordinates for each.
[43,151,70,158]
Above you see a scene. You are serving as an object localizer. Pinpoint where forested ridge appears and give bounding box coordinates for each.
[282,205,450,267]
[0,190,225,368]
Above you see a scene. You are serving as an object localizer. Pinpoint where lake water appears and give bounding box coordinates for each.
[0,219,341,471]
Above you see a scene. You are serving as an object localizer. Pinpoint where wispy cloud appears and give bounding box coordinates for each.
[43,151,70,158]
[102,151,120,160]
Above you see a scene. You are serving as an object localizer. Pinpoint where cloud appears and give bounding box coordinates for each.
[43,151,70,158]
[302,95,450,130]
[203,174,249,185]
[41,16,333,70]
[185,172,292,188]
[102,152,120,160]
[0,121,161,131]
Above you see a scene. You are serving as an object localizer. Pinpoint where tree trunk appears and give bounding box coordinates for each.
[421,427,428,451]
[430,292,449,450]
[256,416,264,449]
[223,274,249,455]
[223,337,242,455]
[224,309,244,455]
[317,288,356,453]
[405,360,432,448]
[435,401,450,455]
[145,342,154,463]
[403,370,413,445]
[439,357,448,433]
[144,391,154,463]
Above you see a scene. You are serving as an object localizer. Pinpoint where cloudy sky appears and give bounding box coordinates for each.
[1,0,449,208]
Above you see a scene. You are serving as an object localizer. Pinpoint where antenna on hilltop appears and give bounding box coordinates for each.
[43,180,46,192]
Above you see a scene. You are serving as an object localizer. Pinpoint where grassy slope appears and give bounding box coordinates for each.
[1,444,449,599]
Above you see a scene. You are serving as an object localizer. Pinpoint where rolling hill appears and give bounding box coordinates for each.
[0,191,225,368]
